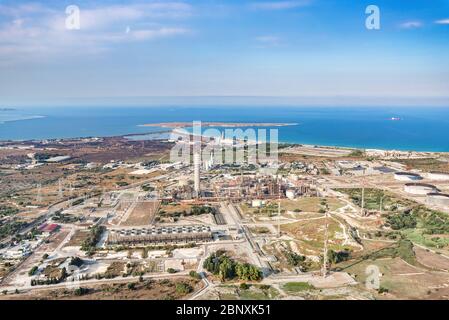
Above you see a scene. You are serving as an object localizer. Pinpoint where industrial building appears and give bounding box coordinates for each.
[404,183,439,195]
[107,225,213,245]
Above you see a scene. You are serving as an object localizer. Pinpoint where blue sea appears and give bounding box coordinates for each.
[1,106,449,152]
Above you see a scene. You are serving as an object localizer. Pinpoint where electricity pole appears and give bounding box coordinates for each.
[322,206,329,278]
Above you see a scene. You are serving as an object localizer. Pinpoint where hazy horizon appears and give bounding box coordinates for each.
[3,95,449,108]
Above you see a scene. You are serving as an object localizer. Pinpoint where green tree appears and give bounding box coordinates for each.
[175,282,193,295]
[218,256,234,282]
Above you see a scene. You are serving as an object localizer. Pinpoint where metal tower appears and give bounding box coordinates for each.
[278,178,281,238]
[193,152,201,197]
[58,179,64,199]
[36,184,42,203]
[361,186,365,216]
[322,209,329,278]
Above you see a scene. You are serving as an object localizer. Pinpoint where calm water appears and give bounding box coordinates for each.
[1,106,449,152]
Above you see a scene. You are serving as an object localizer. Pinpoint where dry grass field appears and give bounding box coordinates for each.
[120,201,159,226]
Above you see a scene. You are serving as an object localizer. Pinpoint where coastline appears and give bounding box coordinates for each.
[2,107,449,152]
[1,129,447,156]
[138,122,298,128]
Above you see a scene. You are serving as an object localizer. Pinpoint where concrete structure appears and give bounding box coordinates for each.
[427,172,449,181]
[427,193,449,207]
[251,199,266,208]
[394,172,423,182]
[286,189,296,200]
[107,225,213,245]
[193,152,201,196]
[404,183,439,195]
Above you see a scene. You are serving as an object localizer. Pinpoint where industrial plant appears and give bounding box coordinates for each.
[1,129,449,301]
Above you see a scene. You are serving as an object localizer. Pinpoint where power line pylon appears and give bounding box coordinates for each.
[277,178,281,238]
[36,184,42,203]
[58,179,64,199]
[322,207,329,278]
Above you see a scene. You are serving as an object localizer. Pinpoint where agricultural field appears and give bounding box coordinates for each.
[120,201,159,226]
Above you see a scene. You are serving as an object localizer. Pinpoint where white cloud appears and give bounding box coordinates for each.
[435,19,449,24]
[63,3,192,31]
[250,1,311,10]
[0,3,52,17]
[399,21,423,29]
[130,27,190,40]
[0,2,193,63]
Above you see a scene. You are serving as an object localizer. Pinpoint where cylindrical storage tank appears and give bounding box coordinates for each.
[394,172,423,182]
[252,199,263,208]
[426,193,449,207]
[404,183,439,195]
[286,189,296,200]
[426,172,449,181]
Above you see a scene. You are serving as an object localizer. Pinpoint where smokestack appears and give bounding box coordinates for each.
[194,152,201,197]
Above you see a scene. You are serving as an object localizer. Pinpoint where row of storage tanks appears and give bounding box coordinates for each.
[394,171,449,207]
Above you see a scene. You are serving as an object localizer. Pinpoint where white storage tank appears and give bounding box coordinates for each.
[426,172,449,181]
[426,193,449,207]
[394,172,423,182]
[286,189,297,200]
[404,183,439,195]
[252,199,265,208]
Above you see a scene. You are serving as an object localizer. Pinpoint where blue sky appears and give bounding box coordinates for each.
[0,0,449,106]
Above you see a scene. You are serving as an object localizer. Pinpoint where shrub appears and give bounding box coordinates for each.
[28,266,38,276]
[239,283,249,290]
[69,257,84,267]
[189,271,201,279]
[378,287,389,294]
[74,287,90,296]
[175,282,193,295]
[127,283,136,290]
